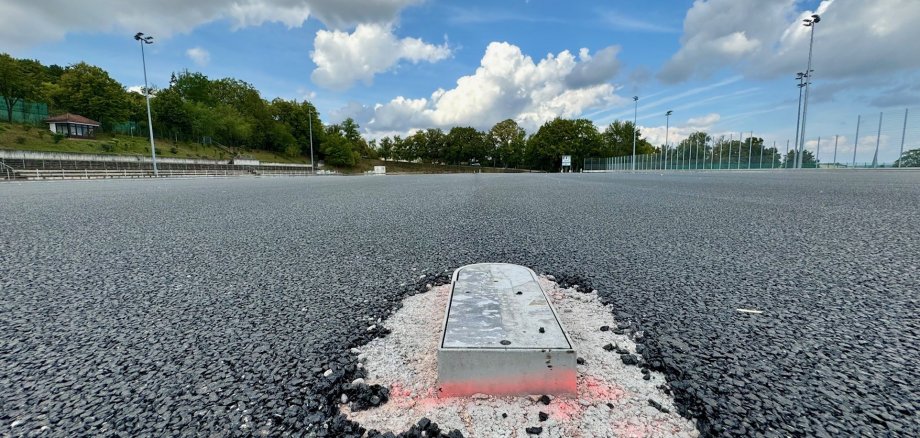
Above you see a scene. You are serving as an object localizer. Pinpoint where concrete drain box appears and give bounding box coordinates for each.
[437,263,577,397]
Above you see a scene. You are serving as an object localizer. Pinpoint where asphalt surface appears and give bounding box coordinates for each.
[1,171,918,437]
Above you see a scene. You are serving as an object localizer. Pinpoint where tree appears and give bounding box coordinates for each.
[321,131,358,166]
[784,149,816,168]
[378,136,394,161]
[0,54,42,122]
[151,87,190,139]
[172,70,214,105]
[54,62,130,129]
[271,98,323,157]
[340,118,375,158]
[391,135,407,161]
[600,120,654,157]
[893,148,920,167]
[488,119,526,167]
[527,118,602,171]
[445,127,487,165]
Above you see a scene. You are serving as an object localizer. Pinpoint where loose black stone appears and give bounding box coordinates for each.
[525,426,543,435]
[602,343,615,351]
[2,174,913,438]
[576,357,586,365]
[538,327,545,333]
[621,354,639,366]
[600,325,610,331]
[538,412,548,422]
[538,395,551,405]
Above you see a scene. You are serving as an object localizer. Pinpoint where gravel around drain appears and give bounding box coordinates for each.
[345,277,698,438]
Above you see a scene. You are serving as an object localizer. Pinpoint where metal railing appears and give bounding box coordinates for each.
[0,160,14,180]
[0,157,317,180]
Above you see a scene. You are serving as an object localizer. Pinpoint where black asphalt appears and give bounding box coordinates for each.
[1,171,918,437]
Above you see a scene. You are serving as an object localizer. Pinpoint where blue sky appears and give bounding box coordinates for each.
[4,0,919,163]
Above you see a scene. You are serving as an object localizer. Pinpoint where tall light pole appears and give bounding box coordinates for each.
[308,107,315,173]
[632,96,639,171]
[664,110,672,170]
[798,14,821,170]
[134,32,158,177]
[793,72,806,168]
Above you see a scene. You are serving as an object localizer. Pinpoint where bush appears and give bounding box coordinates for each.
[37,129,46,139]
[170,146,179,155]
[23,124,32,132]
[53,133,65,144]
[15,136,26,145]
[284,143,301,157]
[101,142,116,153]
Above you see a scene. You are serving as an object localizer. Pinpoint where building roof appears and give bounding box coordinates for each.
[44,113,101,126]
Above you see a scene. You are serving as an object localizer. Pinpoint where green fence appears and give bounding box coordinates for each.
[0,96,49,124]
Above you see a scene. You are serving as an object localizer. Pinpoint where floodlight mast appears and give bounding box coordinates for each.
[794,72,806,168]
[135,32,158,176]
[797,14,820,169]
[664,110,673,169]
[631,96,638,171]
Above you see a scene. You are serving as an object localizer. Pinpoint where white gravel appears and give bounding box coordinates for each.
[343,277,698,437]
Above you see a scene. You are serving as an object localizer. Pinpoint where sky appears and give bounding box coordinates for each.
[3,0,920,164]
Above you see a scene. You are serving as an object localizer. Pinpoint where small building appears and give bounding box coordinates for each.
[45,113,100,138]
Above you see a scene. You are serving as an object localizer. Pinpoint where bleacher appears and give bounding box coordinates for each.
[0,157,315,180]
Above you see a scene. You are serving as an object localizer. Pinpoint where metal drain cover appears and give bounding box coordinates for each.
[437,263,577,397]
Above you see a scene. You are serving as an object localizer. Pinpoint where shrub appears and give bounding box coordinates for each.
[37,130,46,139]
[101,143,116,153]
[53,133,65,144]
[170,146,179,155]
[15,136,26,145]
[23,124,32,132]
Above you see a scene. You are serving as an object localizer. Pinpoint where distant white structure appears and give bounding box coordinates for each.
[45,113,100,138]
[373,165,386,175]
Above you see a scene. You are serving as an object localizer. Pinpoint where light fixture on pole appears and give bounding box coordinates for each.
[134,32,158,177]
[798,14,821,169]
[632,96,639,171]
[664,110,672,170]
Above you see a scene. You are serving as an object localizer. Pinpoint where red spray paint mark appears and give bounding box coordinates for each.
[580,375,626,402]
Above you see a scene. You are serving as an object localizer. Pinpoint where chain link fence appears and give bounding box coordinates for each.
[586,108,919,171]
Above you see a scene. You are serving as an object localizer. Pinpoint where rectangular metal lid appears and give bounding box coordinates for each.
[441,263,572,350]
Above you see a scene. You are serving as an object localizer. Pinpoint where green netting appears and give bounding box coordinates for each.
[0,96,49,124]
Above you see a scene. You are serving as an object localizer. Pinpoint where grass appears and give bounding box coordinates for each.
[0,121,310,164]
[1,121,533,173]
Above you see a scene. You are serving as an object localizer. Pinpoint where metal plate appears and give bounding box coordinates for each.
[441,263,571,350]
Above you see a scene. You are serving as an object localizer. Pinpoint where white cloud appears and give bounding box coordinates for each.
[186,47,211,67]
[310,23,450,91]
[641,113,721,146]
[600,10,678,33]
[686,113,720,127]
[0,0,422,49]
[565,46,621,88]
[342,42,626,136]
[661,0,920,83]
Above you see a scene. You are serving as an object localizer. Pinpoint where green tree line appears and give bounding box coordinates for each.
[0,53,371,166]
[7,52,876,170]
